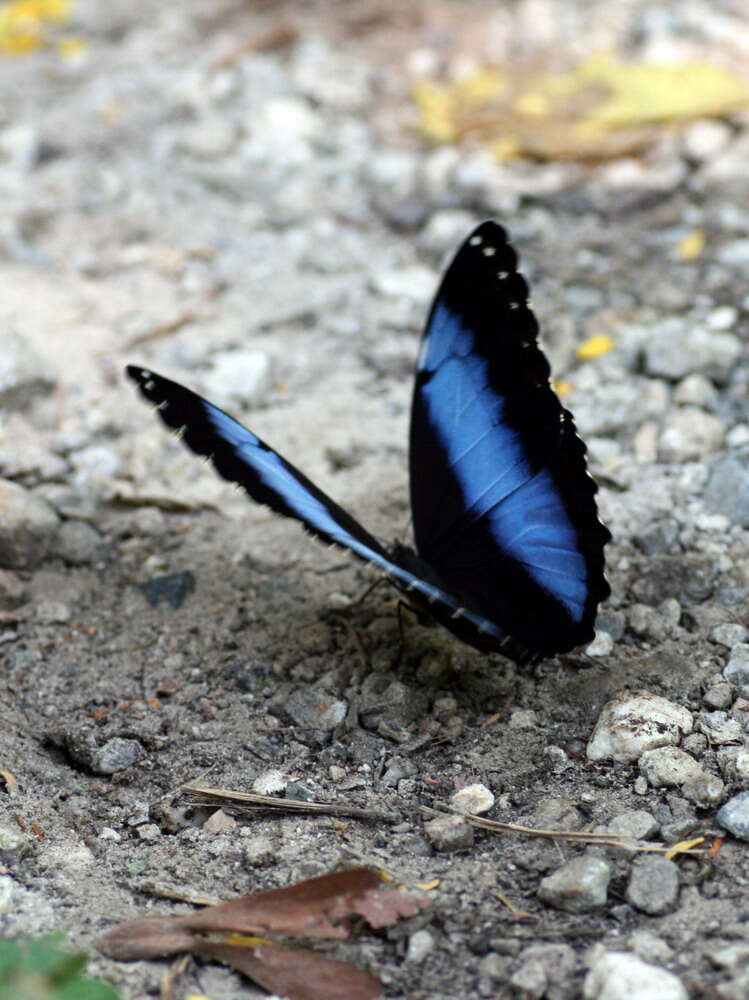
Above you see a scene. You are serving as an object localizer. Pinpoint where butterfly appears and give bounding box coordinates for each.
[127,222,610,665]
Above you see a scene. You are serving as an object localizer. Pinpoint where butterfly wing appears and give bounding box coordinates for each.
[409,222,610,657]
[126,366,506,631]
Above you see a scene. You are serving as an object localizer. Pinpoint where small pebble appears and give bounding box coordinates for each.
[253,770,288,796]
[626,856,679,915]
[49,520,104,565]
[587,630,614,657]
[284,687,347,731]
[717,791,749,841]
[0,479,60,570]
[681,772,725,808]
[584,950,687,1000]
[406,929,434,963]
[0,875,13,915]
[605,809,659,841]
[697,711,743,744]
[704,453,749,528]
[587,691,693,763]
[424,814,474,852]
[658,408,725,462]
[703,682,734,710]
[638,747,703,788]
[509,943,576,999]
[712,624,749,649]
[451,783,494,815]
[724,644,749,688]
[537,855,610,913]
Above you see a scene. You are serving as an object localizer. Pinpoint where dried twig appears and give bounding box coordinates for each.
[423,805,709,857]
[181,782,399,824]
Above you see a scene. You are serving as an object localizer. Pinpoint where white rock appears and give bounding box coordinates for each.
[406,929,434,963]
[638,747,703,787]
[252,769,288,795]
[707,305,739,331]
[587,691,693,763]
[202,350,272,408]
[682,119,732,161]
[584,950,687,1000]
[451,783,494,815]
[673,373,717,407]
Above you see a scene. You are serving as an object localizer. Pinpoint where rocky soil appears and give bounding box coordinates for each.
[2,2,749,998]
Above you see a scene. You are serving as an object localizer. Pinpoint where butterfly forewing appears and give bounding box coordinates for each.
[409,222,610,655]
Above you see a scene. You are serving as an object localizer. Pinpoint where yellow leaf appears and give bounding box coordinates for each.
[414,52,749,163]
[577,334,613,360]
[554,379,572,397]
[676,229,706,261]
[415,878,440,891]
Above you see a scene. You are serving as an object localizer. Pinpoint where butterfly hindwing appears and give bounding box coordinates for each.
[409,222,610,655]
[126,366,519,640]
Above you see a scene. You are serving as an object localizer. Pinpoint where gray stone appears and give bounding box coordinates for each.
[423,814,474,852]
[94,738,147,775]
[681,732,708,756]
[285,686,347,731]
[632,554,717,606]
[537,856,610,913]
[684,777,723,820]
[724,644,749,687]
[717,791,749,840]
[697,711,743,744]
[53,728,146,775]
[639,747,703,788]
[626,856,679,914]
[703,682,734,710]
[587,691,693,763]
[629,930,674,964]
[49,520,104,565]
[717,747,749,785]
[705,942,749,969]
[605,809,659,841]
[510,944,576,1000]
[584,950,687,1000]
[635,519,680,556]
[643,317,741,382]
[712,624,749,649]
[705,451,749,527]
[0,479,60,569]
[673,373,717,407]
[658,408,725,462]
[359,674,430,732]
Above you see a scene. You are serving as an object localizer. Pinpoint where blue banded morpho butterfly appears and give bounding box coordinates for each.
[127,222,610,665]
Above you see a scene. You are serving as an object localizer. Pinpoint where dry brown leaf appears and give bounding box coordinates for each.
[98,868,428,997]
[180,867,425,939]
[196,938,381,1000]
[98,915,198,960]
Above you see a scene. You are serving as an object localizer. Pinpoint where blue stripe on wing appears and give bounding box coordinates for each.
[409,222,610,654]
[125,365,516,650]
[418,306,588,621]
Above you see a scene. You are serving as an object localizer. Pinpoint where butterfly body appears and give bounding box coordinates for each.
[127,222,610,664]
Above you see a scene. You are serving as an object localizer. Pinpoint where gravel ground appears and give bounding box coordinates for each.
[3,2,749,998]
